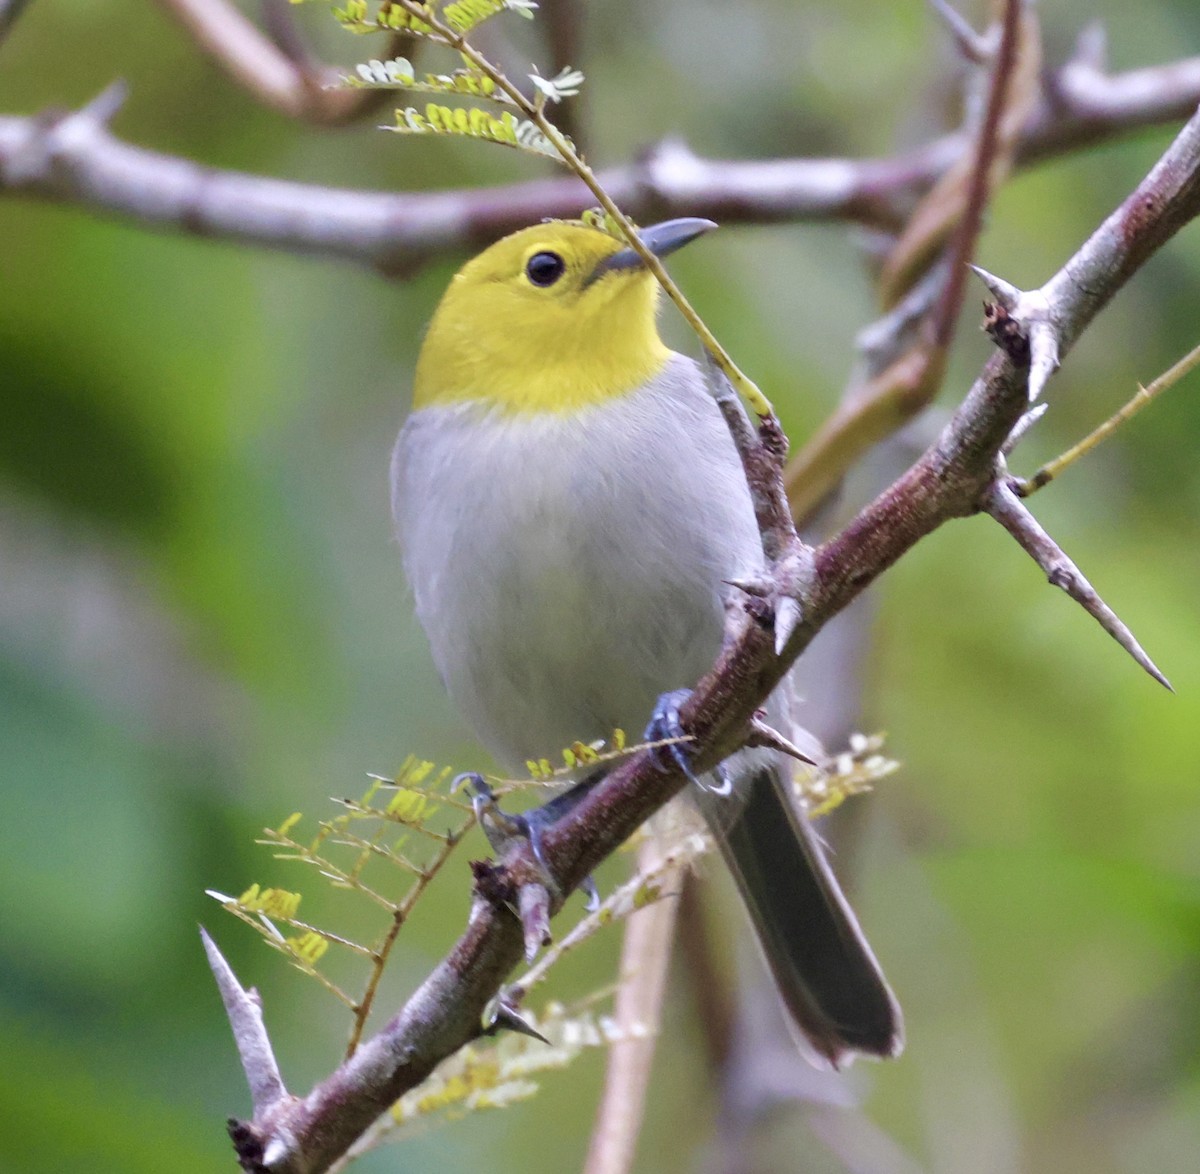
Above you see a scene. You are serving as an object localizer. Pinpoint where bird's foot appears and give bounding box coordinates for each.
[453,772,600,909]
[644,688,732,796]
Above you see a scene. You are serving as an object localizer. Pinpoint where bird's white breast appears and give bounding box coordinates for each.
[392,354,765,771]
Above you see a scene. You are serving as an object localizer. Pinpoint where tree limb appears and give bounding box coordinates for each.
[0,47,1198,271]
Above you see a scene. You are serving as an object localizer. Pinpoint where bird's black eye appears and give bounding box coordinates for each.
[526,251,566,287]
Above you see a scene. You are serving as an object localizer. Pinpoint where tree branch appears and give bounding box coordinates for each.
[153,0,406,124]
[1,47,1198,271]
[219,92,1200,1174]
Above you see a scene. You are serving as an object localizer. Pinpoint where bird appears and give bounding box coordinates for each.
[391,216,903,1067]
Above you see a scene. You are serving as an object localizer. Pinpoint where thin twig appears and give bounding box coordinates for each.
[583,837,682,1174]
[926,0,1029,350]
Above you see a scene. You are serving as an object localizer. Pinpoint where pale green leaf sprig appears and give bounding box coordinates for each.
[519,726,700,786]
[384,104,569,160]
[332,0,433,36]
[442,0,537,34]
[210,755,477,1052]
[799,732,899,818]
[206,880,367,1007]
[347,58,509,102]
[319,0,534,39]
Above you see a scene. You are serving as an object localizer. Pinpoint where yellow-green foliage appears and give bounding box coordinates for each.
[210,723,890,1154]
[209,757,475,1022]
[316,0,536,38]
[348,58,505,101]
[385,105,569,160]
[305,0,583,165]
[442,0,537,35]
[524,729,626,780]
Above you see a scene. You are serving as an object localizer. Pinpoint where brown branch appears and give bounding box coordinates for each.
[878,0,1039,310]
[217,95,1200,1174]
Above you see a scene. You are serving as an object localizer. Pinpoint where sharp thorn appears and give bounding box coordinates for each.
[1047,564,1173,689]
[987,483,1172,691]
[747,715,820,766]
[81,79,129,126]
[775,595,803,656]
[1070,21,1108,72]
[486,995,550,1044]
[1027,321,1061,402]
[201,927,288,1114]
[968,264,1022,310]
[1003,402,1049,455]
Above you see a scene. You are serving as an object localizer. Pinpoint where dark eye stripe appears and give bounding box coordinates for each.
[526,251,566,287]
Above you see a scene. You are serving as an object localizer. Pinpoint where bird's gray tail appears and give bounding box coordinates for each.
[704,762,903,1068]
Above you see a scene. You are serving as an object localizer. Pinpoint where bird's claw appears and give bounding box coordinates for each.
[644,688,701,784]
[453,771,600,908]
[644,688,731,796]
[454,772,532,854]
[708,763,735,797]
[580,874,601,912]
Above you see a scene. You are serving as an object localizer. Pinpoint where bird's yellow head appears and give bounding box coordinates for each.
[412,218,715,414]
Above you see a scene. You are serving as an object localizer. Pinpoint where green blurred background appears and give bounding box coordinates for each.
[2,1,1200,1171]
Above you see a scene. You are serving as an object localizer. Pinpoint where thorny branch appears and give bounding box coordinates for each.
[210,92,1200,1174]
